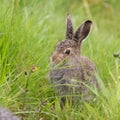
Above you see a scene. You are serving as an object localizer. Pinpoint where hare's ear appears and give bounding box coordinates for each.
[73,20,92,44]
[66,15,73,40]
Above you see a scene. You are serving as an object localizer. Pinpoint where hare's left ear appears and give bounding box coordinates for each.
[73,20,92,43]
[66,15,73,40]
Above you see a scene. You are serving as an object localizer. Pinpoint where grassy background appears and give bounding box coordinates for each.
[0,0,120,119]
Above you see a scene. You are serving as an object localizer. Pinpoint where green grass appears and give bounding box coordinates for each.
[0,0,120,119]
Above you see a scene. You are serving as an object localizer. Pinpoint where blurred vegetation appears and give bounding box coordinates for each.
[0,0,120,119]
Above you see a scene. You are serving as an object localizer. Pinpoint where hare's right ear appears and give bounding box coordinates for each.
[73,20,92,44]
[66,15,73,40]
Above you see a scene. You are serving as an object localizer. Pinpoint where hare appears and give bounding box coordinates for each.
[0,106,19,120]
[49,15,99,104]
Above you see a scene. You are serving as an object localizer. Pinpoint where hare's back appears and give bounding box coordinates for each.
[80,56,96,71]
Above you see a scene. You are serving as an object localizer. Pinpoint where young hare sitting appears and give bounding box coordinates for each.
[49,15,99,104]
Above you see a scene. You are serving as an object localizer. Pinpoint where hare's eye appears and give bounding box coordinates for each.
[64,49,70,55]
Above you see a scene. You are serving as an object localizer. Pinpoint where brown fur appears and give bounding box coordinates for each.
[49,15,99,104]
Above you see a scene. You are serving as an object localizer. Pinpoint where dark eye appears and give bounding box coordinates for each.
[64,49,70,55]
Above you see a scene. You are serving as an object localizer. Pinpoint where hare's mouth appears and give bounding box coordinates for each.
[50,57,68,67]
[51,60,57,66]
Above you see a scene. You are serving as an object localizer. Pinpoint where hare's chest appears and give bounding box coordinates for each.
[49,67,84,85]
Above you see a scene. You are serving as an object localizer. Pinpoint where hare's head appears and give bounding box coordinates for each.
[51,15,92,66]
